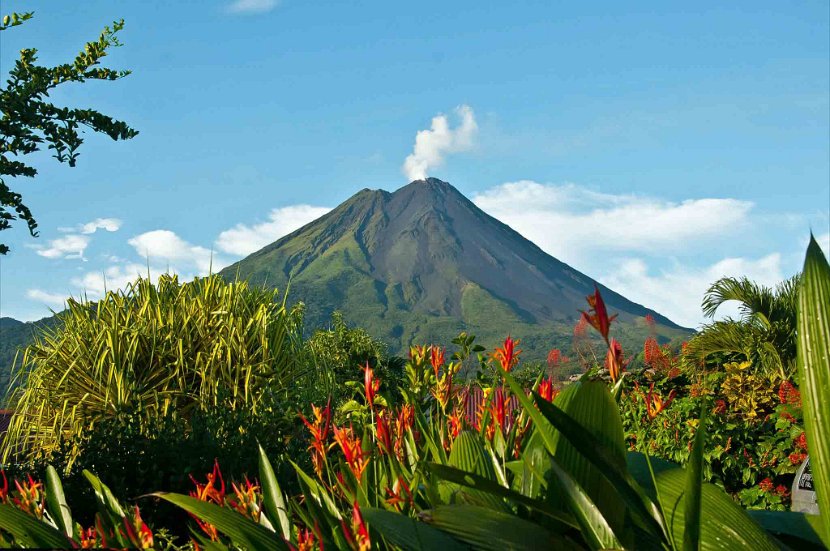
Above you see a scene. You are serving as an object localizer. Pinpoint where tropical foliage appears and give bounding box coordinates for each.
[2,274,304,465]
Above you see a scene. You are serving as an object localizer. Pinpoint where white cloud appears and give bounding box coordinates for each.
[472,180,753,265]
[216,205,331,256]
[25,289,68,310]
[79,218,122,234]
[31,234,91,260]
[402,105,478,181]
[816,232,830,257]
[227,0,279,14]
[600,254,787,328]
[128,230,220,274]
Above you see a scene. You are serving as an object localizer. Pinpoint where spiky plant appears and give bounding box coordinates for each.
[2,274,304,466]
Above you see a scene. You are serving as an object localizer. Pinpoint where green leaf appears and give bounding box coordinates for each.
[0,503,72,548]
[153,492,287,550]
[652,469,778,550]
[747,510,825,549]
[796,234,830,545]
[45,465,73,539]
[549,460,622,550]
[258,444,291,540]
[441,430,505,510]
[683,406,707,551]
[499,366,666,543]
[428,463,577,531]
[362,507,467,550]
[422,504,582,550]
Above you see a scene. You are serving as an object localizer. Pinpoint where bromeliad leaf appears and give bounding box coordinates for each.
[257,444,291,539]
[0,504,72,548]
[45,465,73,539]
[362,507,468,550]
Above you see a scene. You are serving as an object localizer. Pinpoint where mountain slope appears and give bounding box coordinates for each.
[220,178,691,359]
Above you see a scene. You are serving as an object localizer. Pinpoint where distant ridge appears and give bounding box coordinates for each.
[220,178,691,358]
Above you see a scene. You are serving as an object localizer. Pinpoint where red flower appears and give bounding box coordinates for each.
[430,346,445,377]
[759,478,774,492]
[292,524,321,551]
[538,377,558,402]
[375,410,392,455]
[580,286,617,343]
[363,362,381,410]
[789,452,807,465]
[333,425,369,481]
[341,502,371,551]
[775,485,790,498]
[546,348,564,368]
[573,316,589,338]
[299,399,332,477]
[385,476,414,511]
[189,460,226,541]
[492,336,522,372]
[605,338,628,383]
[795,431,808,451]
[394,404,414,460]
[779,381,801,407]
[645,313,656,328]
[447,408,463,439]
[713,399,727,415]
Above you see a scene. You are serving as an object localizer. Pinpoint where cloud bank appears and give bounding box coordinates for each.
[403,105,477,181]
[216,205,331,256]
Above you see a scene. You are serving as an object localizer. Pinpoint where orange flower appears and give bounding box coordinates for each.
[580,286,617,343]
[538,377,558,402]
[430,346,445,377]
[546,348,567,368]
[12,474,45,519]
[363,362,381,410]
[229,478,261,522]
[293,525,321,551]
[341,502,371,551]
[120,506,154,549]
[488,387,508,437]
[189,460,226,541]
[795,431,808,451]
[605,338,628,383]
[385,476,414,511]
[447,408,463,439]
[492,336,521,372]
[333,425,369,481]
[300,399,332,477]
[643,383,676,420]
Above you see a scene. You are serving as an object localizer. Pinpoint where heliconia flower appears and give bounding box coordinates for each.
[189,460,226,541]
[605,338,628,383]
[385,476,414,511]
[430,346,445,377]
[538,377,558,402]
[291,523,323,551]
[363,362,381,410]
[230,478,261,522]
[0,471,7,502]
[12,474,44,519]
[394,404,414,460]
[120,506,154,549]
[375,410,393,454]
[447,408,463,439]
[430,365,456,410]
[580,286,617,343]
[333,425,369,481]
[488,387,508,436]
[79,526,99,549]
[492,336,522,372]
[341,501,371,551]
[299,399,333,478]
[644,384,676,420]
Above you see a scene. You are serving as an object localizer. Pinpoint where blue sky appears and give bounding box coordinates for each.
[1,0,828,327]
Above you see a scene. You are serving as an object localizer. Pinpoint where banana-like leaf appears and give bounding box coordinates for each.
[362,507,467,550]
[683,407,706,551]
[45,465,73,538]
[441,430,506,511]
[0,503,72,548]
[797,234,830,544]
[651,469,778,550]
[428,462,577,531]
[421,504,583,550]
[258,444,290,539]
[747,510,824,549]
[549,460,622,550]
[289,460,342,521]
[499,366,666,543]
[153,492,287,550]
[83,469,130,546]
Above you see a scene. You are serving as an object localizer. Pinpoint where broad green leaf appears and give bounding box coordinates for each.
[422,504,583,550]
[362,507,467,550]
[83,469,130,546]
[441,430,505,511]
[683,407,707,551]
[428,462,577,531]
[549,460,622,550]
[499,366,667,543]
[652,469,778,550]
[797,234,830,544]
[45,464,73,538]
[258,444,290,539]
[0,503,72,548]
[289,460,343,520]
[153,492,287,550]
[747,510,824,549]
